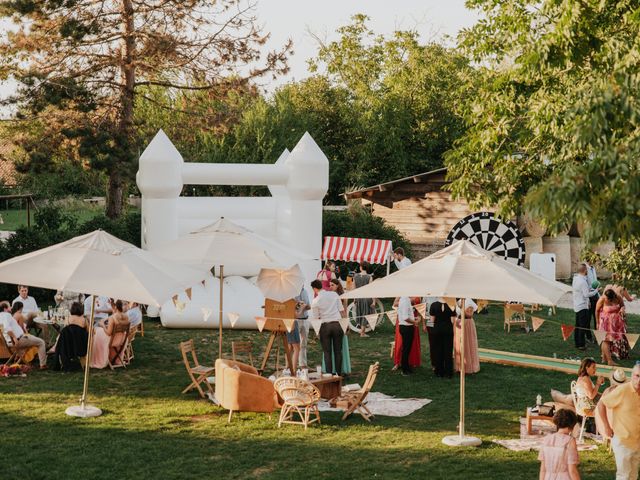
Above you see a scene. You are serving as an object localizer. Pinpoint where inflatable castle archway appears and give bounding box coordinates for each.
[136,130,328,328]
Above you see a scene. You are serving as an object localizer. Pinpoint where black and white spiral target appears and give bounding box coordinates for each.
[445,212,525,266]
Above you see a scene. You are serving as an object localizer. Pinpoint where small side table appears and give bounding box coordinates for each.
[526,407,555,435]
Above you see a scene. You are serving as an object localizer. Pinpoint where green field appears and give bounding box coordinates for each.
[0,306,637,479]
[0,203,106,231]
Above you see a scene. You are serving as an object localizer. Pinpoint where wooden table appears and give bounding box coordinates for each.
[308,374,343,400]
[526,407,555,435]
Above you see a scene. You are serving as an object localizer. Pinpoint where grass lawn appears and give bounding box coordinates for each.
[0,203,108,231]
[1,306,637,480]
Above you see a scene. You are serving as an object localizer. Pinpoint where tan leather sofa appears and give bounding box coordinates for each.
[215,359,278,422]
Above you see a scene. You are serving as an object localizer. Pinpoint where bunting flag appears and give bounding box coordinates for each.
[227,312,240,328]
[414,303,427,319]
[201,307,212,323]
[561,324,575,341]
[172,294,179,306]
[339,318,350,334]
[625,333,639,350]
[365,313,379,331]
[175,300,186,314]
[185,287,192,300]
[387,310,398,325]
[593,329,607,346]
[444,297,457,310]
[531,316,545,332]
[282,318,295,333]
[310,319,323,336]
[201,279,206,286]
[255,316,267,332]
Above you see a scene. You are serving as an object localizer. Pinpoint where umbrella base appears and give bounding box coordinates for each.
[65,405,102,418]
[442,435,482,447]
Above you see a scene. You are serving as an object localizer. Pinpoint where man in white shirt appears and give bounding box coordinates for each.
[12,285,39,328]
[572,264,596,350]
[393,247,412,270]
[84,295,112,323]
[395,296,417,375]
[0,301,47,369]
[126,302,142,329]
[309,279,345,376]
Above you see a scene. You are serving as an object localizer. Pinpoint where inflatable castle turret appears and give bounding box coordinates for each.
[136,130,328,328]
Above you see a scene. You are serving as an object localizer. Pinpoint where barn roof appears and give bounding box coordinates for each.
[343,167,447,199]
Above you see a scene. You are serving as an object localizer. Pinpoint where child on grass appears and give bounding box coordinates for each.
[539,409,580,480]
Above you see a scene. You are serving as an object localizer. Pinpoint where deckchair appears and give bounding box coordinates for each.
[339,361,380,422]
[180,339,214,398]
[231,340,255,368]
[504,303,528,333]
[107,321,131,370]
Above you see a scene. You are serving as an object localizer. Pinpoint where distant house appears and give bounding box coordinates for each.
[344,168,482,259]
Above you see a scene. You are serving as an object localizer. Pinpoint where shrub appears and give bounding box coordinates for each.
[322,206,411,278]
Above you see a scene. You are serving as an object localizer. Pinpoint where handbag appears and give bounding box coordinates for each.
[537,404,555,417]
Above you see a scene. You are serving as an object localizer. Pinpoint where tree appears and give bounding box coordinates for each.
[0,0,291,217]
[446,0,640,245]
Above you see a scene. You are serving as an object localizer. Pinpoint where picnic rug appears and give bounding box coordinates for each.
[318,392,431,417]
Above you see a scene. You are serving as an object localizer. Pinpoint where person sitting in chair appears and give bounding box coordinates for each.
[53,301,88,371]
[0,301,47,370]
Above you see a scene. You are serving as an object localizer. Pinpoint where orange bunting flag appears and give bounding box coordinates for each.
[387,310,398,325]
[310,319,323,336]
[282,318,295,333]
[339,318,350,334]
[415,303,427,319]
[625,333,639,350]
[593,329,607,345]
[531,316,545,332]
[561,324,575,341]
[185,287,192,301]
[227,312,240,328]
[255,316,267,332]
[365,313,379,331]
[201,307,212,323]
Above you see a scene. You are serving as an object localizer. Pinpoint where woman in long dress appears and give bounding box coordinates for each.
[596,289,627,365]
[393,297,422,369]
[353,262,374,337]
[454,298,480,374]
[322,279,351,375]
[91,300,130,369]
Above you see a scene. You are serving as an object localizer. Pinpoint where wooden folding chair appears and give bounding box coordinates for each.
[180,339,214,398]
[0,327,18,365]
[571,380,596,444]
[339,361,380,422]
[274,377,321,430]
[231,341,255,367]
[123,328,138,365]
[504,303,527,333]
[108,322,131,370]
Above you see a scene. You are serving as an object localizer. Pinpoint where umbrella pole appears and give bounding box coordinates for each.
[442,298,480,446]
[65,295,102,417]
[218,265,224,359]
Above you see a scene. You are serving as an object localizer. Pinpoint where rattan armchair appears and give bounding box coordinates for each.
[274,376,321,430]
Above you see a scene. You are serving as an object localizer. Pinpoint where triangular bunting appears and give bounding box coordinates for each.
[282,318,295,333]
[201,307,212,323]
[365,313,379,331]
[339,318,350,334]
[227,312,240,328]
[310,319,323,336]
[561,324,575,341]
[414,303,427,319]
[201,279,206,286]
[444,297,457,310]
[185,287,192,300]
[625,333,639,350]
[175,300,185,314]
[387,310,398,325]
[172,294,179,306]
[255,316,266,332]
[531,316,545,332]
[593,329,607,345]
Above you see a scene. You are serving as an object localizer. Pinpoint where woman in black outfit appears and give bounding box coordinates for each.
[428,298,456,378]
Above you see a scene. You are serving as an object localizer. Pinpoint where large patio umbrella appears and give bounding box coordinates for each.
[0,230,208,418]
[342,240,572,446]
[151,218,314,359]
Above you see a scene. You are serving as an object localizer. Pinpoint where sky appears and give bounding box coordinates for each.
[0,1,480,104]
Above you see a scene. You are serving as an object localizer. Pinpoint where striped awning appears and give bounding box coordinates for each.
[321,236,392,265]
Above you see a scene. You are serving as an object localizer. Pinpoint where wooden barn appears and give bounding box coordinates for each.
[343,168,482,260]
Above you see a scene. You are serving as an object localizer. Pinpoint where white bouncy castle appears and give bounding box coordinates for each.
[136,130,328,328]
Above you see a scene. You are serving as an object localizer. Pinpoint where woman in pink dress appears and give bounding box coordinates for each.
[596,289,627,365]
[316,261,337,291]
[454,298,480,374]
[538,409,581,480]
[90,300,130,369]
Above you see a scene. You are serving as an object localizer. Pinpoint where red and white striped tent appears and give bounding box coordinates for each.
[321,236,393,274]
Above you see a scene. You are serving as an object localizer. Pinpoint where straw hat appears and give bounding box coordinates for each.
[610,368,627,385]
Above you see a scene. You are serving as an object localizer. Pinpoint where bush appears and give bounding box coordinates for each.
[322,206,411,278]
[15,162,107,200]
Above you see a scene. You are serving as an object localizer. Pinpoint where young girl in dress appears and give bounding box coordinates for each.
[538,409,581,480]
